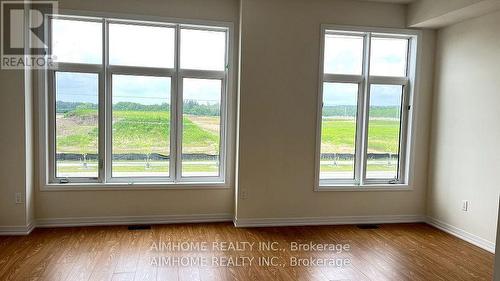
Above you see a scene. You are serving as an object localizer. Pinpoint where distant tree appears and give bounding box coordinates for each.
[112,102,169,112]
[322,105,400,119]
[56,101,97,113]
[183,100,220,116]
[58,101,221,116]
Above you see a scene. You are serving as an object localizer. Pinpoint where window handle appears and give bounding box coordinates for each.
[389,178,399,184]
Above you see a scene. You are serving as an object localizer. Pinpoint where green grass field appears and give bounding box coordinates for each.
[56,108,400,176]
[56,161,219,174]
[321,117,400,154]
[57,111,400,155]
[56,108,222,176]
[56,109,220,155]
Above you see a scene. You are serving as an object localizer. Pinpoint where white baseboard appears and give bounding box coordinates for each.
[233,214,425,227]
[0,213,232,235]
[426,217,495,253]
[0,221,36,235]
[36,213,233,228]
[1,214,495,254]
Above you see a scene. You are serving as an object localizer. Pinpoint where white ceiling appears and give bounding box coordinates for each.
[355,0,416,3]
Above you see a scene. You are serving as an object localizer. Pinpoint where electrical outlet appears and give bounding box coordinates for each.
[461,200,469,212]
[15,193,24,204]
[240,188,248,199]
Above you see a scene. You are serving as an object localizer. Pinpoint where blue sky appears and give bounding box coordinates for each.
[323,83,402,107]
[56,72,221,105]
[53,19,225,106]
[54,20,404,108]
[322,34,407,107]
[56,72,400,107]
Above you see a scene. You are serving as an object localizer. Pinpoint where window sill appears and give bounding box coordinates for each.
[41,182,230,191]
[315,184,412,192]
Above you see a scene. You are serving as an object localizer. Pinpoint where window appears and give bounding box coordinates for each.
[46,15,230,184]
[111,75,172,178]
[317,26,418,187]
[181,78,222,178]
[54,72,99,178]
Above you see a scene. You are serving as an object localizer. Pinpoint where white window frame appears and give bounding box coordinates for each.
[38,10,234,190]
[315,25,421,191]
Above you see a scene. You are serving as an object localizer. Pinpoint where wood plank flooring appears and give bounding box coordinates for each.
[0,223,494,280]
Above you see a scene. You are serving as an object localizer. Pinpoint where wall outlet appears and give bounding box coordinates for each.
[240,188,248,200]
[461,200,469,212]
[15,193,24,204]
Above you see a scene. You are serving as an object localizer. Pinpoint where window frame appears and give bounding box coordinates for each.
[315,25,420,190]
[40,10,234,189]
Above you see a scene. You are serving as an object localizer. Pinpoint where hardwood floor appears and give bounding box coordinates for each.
[0,223,493,281]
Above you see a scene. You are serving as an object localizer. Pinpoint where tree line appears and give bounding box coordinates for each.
[323,105,401,119]
[56,101,220,116]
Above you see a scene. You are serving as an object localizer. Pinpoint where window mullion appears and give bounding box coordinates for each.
[354,82,364,185]
[175,76,184,182]
[369,76,408,85]
[179,69,225,79]
[358,32,372,186]
[397,84,410,183]
[103,19,112,183]
[107,65,175,77]
[323,74,363,84]
[47,70,57,183]
[98,69,105,183]
[170,71,178,181]
[174,24,182,182]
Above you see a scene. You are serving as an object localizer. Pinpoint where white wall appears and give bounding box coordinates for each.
[408,0,500,28]
[1,0,438,229]
[428,10,500,244]
[408,0,482,26]
[235,0,435,221]
[0,69,29,227]
[0,8,36,231]
[33,0,239,221]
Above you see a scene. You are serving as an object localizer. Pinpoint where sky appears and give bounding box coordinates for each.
[324,34,408,77]
[56,73,221,105]
[53,19,225,105]
[323,34,407,107]
[52,19,226,70]
[53,19,406,107]
[323,83,402,107]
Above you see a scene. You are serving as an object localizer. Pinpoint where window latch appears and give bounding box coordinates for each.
[59,178,69,184]
[389,178,399,184]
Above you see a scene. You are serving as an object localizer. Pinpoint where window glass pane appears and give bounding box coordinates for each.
[320,83,358,180]
[370,37,408,77]
[52,19,102,64]
[324,34,364,75]
[55,72,99,178]
[112,75,171,177]
[182,78,221,177]
[180,29,226,71]
[109,23,175,68]
[366,85,403,179]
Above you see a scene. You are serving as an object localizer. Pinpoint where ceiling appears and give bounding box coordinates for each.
[355,0,416,3]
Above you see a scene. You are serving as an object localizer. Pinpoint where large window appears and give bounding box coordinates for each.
[47,15,230,184]
[317,26,418,187]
